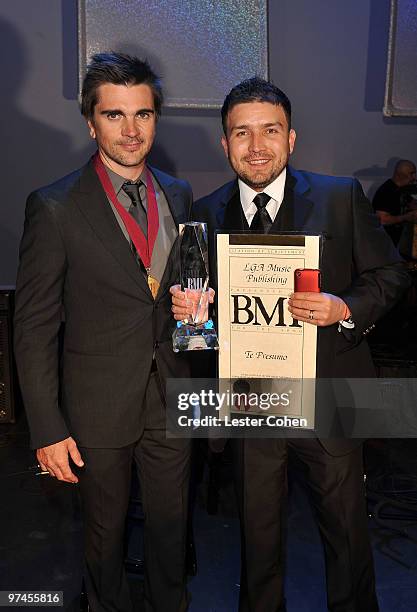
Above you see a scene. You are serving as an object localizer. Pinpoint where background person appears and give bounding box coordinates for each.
[373,159,417,246]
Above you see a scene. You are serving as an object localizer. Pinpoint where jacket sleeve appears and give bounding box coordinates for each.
[14,191,70,449]
[339,179,410,343]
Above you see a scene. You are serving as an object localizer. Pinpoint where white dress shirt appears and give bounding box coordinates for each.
[238,168,287,227]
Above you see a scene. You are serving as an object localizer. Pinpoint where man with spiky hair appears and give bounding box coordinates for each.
[15,52,192,612]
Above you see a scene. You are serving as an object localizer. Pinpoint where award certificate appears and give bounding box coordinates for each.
[217,233,321,429]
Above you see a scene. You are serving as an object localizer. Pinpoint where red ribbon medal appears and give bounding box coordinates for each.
[93,152,160,297]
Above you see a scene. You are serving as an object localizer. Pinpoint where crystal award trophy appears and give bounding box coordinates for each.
[172,222,219,352]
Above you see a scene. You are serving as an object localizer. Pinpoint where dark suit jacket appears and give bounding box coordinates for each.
[193,167,410,455]
[14,158,192,450]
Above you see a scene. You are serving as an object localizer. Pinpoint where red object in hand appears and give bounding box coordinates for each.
[294,269,321,293]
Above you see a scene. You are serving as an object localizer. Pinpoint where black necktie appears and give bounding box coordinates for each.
[251,193,272,233]
[122,182,147,238]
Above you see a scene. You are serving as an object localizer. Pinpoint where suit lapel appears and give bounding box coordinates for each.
[288,167,315,231]
[271,175,295,232]
[148,166,190,298]
[71,160,149,292]
[270,169,315,233]
[150,166,189,227]
[218,181,249,232]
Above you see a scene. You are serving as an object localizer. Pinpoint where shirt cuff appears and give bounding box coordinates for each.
[338,302,355,331]
[338,317,355,330]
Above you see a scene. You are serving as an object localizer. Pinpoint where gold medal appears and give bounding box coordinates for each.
[147,273,160,299]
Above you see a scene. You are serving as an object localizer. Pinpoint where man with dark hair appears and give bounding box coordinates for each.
[220,77,292,132]
[172,76,409,611]
[14,52,192,612]
[373,159,417,245]
[80,53,164,120]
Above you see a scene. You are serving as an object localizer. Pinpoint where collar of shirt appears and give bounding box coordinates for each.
[105,166,147,211]
[238,167,287,226]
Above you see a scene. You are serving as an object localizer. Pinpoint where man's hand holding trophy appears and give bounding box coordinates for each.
[171,222,218,352]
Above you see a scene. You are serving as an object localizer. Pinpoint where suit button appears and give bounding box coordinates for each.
[154,341,159,349]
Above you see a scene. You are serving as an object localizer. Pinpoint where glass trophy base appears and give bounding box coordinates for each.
[173,319,219,352]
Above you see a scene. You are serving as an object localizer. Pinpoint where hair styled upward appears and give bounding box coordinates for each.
[81,52,163,120]
[221,76,292,134]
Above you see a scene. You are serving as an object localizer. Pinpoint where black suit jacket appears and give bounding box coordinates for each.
[14,158,192,449]
[193,167,410,455]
